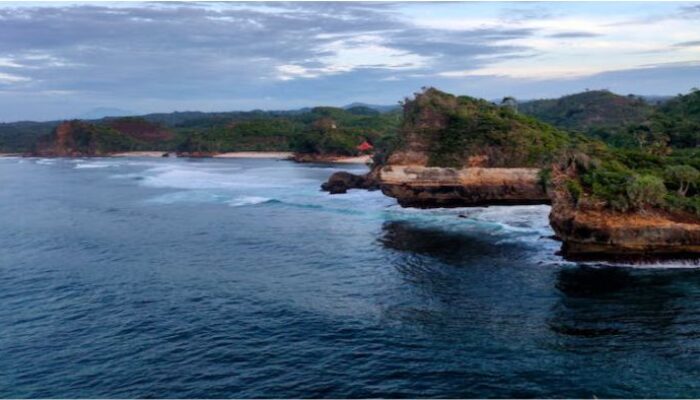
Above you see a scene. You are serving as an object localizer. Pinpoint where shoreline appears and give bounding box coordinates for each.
[213,151,293,159]
[24,151,371,164]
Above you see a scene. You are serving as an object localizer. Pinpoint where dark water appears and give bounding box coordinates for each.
[2,157,700,398]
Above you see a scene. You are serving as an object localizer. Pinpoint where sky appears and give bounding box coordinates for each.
[0,1,699,121]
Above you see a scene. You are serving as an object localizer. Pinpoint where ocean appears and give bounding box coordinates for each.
[1,156,700,398]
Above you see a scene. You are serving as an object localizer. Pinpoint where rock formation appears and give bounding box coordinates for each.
[379,166,548,207]
[371,87,566,207]
[32,118,172,157]
[321,171,378,194]
[548,163,700,260]
[323,87,700,261]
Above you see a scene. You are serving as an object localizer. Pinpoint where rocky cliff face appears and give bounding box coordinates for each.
[378,165,548,207]
[548,165,700,260]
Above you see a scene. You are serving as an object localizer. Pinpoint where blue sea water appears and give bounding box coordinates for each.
[2,156,700,398]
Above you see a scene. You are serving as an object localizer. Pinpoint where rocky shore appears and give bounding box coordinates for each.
[322,88,700,261]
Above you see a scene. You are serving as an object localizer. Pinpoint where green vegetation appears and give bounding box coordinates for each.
[649,89,700,148]
[288,107,400,156]
[0,121,57,153]
[400,88,700,218]
[519,90,654,141]
[399,88,571,168]
[557,145,700,216]
[519,88,700,151]
[2,106,400,156]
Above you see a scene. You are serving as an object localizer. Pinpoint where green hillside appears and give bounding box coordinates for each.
[396,87,572,168]
[1,107,401,156]
[519,90,653,138]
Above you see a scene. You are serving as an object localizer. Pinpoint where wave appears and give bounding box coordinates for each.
[146,191,233,205]
[227,196,275,207]
[137,165,308,190]
[145,191,276,207]
[74,162,117,169]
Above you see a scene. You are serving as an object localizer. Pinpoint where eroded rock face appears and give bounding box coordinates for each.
[548,169,700,260]
[33,121,102,157]
[321,171,378,194]
[550,205,700,260]
[378,165,549,207]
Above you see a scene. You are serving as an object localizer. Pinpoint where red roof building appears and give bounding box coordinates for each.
[357,141,374,152]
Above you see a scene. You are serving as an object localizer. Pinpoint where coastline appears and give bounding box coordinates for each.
[213,151,293,159]
[110,151,171,157]
[53,151,370,163]
[292,154,372,164]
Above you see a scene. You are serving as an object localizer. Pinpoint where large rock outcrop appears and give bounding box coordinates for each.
[321,171,378,194]
[548,165,700,260]
[322,87,700,261]
[371,87,566,207]
[378,165,548,207]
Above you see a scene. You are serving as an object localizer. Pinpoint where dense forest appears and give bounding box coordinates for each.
[0,105,401,156]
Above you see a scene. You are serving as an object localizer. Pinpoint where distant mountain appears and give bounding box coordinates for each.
[518,90,653,134]
[343,102,399,113]
[78,107,136,120]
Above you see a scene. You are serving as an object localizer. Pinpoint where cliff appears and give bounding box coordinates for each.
[32,118,173,156]
[379,166,548,207]
[323,88,700,261]
[374,87,568,207]
[547,154,700,260]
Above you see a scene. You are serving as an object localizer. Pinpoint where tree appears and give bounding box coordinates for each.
[626,175,667,210]
[500,96,518,113]
[665,165,700,196]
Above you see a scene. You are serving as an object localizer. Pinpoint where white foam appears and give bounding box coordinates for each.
[138,165,299,190]
[227,196,273,207]
[74,162,116,169]
[591,260,700,269]
[146,191,230,205]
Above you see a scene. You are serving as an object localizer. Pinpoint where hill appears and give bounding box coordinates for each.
[518,90,653,135]
[649,88,700,148]
[11,106,401,157]
[386,87,572,168]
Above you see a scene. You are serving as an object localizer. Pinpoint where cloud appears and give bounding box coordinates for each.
[0,72,30,83]
[547,31,601,38]
[674,40,700,47]
[0,2,696,121]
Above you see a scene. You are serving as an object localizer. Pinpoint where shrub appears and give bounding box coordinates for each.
[664,164,699,196]
[566,179,584,203]
[626,174,667,210]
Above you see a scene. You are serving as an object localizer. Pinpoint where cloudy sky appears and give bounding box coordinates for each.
[0,1,699,121]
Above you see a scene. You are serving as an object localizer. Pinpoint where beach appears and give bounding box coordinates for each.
[107,151,371,163]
